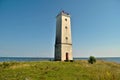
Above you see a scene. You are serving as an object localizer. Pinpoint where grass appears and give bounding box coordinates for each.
[0,60,120,80]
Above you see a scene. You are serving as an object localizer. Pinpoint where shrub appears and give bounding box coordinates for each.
[88,56,96,64]
[70,60,74,62]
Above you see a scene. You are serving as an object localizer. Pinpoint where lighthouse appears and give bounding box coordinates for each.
[55,11,73,61]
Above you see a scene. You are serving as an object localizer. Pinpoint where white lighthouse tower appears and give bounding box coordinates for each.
[55,11,73,61]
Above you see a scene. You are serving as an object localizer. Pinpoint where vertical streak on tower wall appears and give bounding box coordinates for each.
[55,11,73,61]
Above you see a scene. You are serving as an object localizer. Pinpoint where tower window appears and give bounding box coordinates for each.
[66,37,68,40]
[65,26,67,29]
[65,18,67,21]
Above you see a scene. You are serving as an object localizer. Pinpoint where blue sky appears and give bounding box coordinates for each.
[0,0,120,57]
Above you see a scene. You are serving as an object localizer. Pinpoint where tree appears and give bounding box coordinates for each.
[88,56,96,64]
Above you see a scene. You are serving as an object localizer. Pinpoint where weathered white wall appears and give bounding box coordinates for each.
[61,15,72,44]
[61,44,73,61]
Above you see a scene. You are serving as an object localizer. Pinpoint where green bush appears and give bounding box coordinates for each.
[88,56,96,64]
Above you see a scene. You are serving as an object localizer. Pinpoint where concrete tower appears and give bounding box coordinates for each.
[55,11,73,61]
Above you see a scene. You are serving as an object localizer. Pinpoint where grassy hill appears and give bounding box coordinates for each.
[0,60,120,80]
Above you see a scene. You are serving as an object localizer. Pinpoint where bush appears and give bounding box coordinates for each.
[88,56,96,64]
[70,60,74,62]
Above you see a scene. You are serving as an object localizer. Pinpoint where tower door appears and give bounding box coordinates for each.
[66,53,69,60]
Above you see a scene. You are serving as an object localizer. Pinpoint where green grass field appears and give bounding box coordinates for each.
[0,60,120,80]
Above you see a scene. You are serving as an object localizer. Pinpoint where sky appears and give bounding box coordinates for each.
[0,0,120,57]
